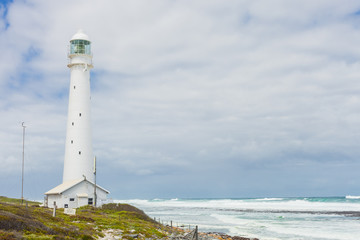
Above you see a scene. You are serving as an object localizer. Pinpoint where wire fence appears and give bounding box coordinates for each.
[154,218,199,240]
[183,226,198,240]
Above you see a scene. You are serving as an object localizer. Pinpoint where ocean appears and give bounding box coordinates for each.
[118,197,360,240]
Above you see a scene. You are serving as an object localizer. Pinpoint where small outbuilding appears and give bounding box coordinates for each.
[45,177,109,209]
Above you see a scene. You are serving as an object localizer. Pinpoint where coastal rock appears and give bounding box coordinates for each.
[232,237,259,240]
[124,234,139,238]
[203,232,257,240]
[99,229,122,239]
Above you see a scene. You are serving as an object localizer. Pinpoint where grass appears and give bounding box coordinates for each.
[0,196,40,206]
[0,198,180,239]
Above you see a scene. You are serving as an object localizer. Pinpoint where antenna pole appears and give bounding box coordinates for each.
[21,122,26,205]
[93,156,97,207]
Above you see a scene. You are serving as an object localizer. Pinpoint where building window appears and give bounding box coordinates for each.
[79,151,81,155]
[72,122,74,126]
[71,140,73,144]
[74,86,76,89]
[70,198,74,201]
[79,113,82,117]
[64,204,68,208]
[88,198,93,205]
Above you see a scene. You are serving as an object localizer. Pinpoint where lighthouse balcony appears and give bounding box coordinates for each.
[67,56,93,68]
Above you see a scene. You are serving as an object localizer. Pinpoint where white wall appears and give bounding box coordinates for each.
[63,57,94,183]
[46,181,108,209]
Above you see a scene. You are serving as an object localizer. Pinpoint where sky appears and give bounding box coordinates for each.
[1,0,360,200]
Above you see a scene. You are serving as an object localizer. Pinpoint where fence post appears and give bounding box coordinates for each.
[53,201,57,217]
[195,225,198,240]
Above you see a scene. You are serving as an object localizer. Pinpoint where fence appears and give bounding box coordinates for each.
[154,218,199,240]
[183,226,198,240]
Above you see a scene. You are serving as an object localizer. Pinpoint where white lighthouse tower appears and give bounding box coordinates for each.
[45,30,109,209]
[63,30,94,183]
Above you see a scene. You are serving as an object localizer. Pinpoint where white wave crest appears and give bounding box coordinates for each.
[117,197,360,212]
[254,198,284,201]
[346,195,360,199]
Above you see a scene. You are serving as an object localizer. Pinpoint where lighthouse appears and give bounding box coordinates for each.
[63,30,94,183]
[45,30,109,209]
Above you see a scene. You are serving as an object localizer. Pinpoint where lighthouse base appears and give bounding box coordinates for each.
[45,178,110,209]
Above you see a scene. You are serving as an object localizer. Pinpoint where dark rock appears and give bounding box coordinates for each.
[232,236,252,240]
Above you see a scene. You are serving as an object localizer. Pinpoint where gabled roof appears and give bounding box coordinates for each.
[45,178,110,195]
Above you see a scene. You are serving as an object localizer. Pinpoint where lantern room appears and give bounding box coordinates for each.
[69,29,91,55]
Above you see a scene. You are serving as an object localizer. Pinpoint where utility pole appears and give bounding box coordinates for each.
[93,156,97,207]
[21,122,26,205]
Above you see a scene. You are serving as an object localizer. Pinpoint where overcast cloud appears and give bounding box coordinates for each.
[1,0,360,200]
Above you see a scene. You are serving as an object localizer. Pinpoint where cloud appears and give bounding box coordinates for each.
[1,0,360,199]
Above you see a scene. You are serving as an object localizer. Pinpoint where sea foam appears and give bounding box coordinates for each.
[119,197,360,240]
[346,195,360,199]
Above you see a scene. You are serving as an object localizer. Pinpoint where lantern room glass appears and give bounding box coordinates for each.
[70,39,91,55]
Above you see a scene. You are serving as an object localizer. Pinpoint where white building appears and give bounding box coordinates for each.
[45,178,109,209]
[45,30,109,209]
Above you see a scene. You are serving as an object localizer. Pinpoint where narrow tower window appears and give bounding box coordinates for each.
[72,122,74,126]
[74,86,76,89]
[79,113,82,117]
[71,140,73,144]
[79,151,81,155]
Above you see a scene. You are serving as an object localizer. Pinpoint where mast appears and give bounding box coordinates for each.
[21,122,26,204]
[93,156,97,207]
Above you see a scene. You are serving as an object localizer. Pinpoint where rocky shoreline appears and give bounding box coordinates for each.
[99,227,259,240]
[197,232,259,240]
[98,225,259,240]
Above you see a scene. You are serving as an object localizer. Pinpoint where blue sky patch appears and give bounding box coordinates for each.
[354,9,360,16]
[0,0,13,30]
[22,46,41,62]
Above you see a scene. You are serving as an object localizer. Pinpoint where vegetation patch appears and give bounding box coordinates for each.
[0,197,179,239]
[0,196,40,206]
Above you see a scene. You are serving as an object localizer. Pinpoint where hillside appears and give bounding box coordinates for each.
[0,196,178,239]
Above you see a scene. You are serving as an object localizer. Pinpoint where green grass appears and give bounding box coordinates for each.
[0,196,40,206]
[0,199,180,239]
